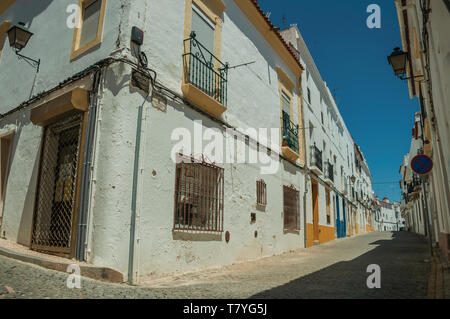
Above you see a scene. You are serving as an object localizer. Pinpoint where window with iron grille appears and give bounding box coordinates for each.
[256,179,267,206]
[283,185,300,231]
[173,154,224,232]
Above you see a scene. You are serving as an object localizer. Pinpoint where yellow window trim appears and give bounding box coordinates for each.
[182,0,227,118]
[183,0,225,75]
[279,76,299,163]
[70,0,107,61]
[0,21,11,60]
[0,0,16,16]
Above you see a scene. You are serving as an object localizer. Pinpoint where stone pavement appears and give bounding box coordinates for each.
[0,231,437,299]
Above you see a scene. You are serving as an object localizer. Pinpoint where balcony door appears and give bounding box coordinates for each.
[191,3,215,61]
[311,179,319,243]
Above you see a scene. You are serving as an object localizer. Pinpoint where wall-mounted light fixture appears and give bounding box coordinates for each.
[387,47,422,81]
[7,22,40,72]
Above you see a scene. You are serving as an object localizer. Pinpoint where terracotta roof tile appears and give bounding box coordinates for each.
[250,0,304,71]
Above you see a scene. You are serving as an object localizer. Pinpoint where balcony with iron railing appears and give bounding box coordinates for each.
[407,175,422,195]
[310,143,323,175]
[182,32,229,118]
[281,111,300,162]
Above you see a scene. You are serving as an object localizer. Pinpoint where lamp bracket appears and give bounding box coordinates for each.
[15,50,40,73]
[398,74,424,82]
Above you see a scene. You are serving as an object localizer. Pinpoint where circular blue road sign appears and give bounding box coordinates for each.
[411,155,433,175]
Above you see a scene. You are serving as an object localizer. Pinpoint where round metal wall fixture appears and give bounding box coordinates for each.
[254,231,258,238]
[225,231,230,243]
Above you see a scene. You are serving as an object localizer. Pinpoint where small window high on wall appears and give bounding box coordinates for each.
[71,0,106,60]
[256,179,267,207]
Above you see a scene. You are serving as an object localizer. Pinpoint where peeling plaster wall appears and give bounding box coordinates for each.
[136,100,306,278]
[0,110,41,246]
[84,63,136,275]
[87,63,307,278]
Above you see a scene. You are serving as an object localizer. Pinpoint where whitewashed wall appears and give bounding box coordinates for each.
[0,0,127,113]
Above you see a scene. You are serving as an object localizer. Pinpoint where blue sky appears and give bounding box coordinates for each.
[258,0,420,202]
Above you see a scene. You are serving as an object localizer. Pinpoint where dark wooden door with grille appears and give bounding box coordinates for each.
[31,114,84,257]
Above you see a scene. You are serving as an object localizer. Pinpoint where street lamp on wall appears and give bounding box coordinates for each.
[387,47,422,81]
[7,22,40,72]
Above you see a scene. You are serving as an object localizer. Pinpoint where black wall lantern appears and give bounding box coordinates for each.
[7,22,40,72]
[387,47,422,81]
[387,47,408,77]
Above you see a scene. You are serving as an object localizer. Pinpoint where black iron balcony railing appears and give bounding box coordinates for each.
[412,175,421,187]
[183,32,229,106]
[310,144,323,171]
[282,111,299,153]
[326,161,334,182]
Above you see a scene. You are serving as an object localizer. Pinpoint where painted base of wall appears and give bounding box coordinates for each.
[366,225,374,233]
[306,223,335,248]
[439,232,450,264]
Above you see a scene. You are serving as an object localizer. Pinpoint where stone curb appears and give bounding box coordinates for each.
[0,245,124,284]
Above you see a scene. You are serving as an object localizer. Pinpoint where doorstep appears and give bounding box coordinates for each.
[0,239,124,284]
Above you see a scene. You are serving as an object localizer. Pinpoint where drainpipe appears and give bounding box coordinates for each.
[128,86,152,285]
[75,66,102,261]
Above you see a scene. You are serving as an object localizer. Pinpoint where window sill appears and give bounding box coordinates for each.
[282,146,299,163]
[70,37,102,61]
[309,164,323,176]
[172,229,223,242]
[182,83,227,118]
[283,229,300,235]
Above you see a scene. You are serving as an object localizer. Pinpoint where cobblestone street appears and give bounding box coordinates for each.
[0,232,433,299]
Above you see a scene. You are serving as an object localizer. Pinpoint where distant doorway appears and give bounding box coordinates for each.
[0,132,14,230]
[311,179,319,243]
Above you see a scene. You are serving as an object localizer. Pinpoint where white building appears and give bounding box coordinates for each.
[394,0,450,263]
[280,26,376,240]
[0,0,376,284]
[374,198,403,232]
[399,113,429,236]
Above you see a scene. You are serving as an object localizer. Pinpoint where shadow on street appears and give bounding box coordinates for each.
[250,232,431,299]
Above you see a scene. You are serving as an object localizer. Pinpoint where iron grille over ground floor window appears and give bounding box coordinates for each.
[256,179,267,206]
[173,154,224,232]
[283,185,300,231]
